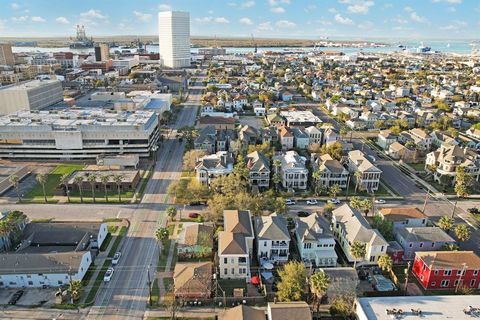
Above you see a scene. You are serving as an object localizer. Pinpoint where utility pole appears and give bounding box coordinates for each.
[147,264,152,306]
[404,261,411,296]
[422,190,430,213]
[451,200,458,219]
[455,263,467,293]
[345,174,351,201]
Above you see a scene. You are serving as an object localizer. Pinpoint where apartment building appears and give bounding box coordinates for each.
[346,150,382,192]
[218,210,254,282]
[272,151,308,191]
[0,109,160,160]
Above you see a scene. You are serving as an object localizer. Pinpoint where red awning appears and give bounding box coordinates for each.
[251,275,260,285]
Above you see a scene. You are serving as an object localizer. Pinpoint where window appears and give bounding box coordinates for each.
[231,268,235,274]
[444,270,452,276]
[28,281,33,285]
[419,243,424,248]
[457,270,464,276]
[224,258,227,264]
[409,243,413,248]
[441,280,449,287]
[369,256,375,262]
[224,268,227,275]
[264,241,267,247]
[239,257,247,263]
[422,264,427,271]
[58,281,63,285]
[474,270,479,276]
[381,246,384,252]
[434,270,439,275]
[431,242,435,247]
[470,279,476,287]
[454,280,460,286]
[231,258,234,264]
[431,281,436,287]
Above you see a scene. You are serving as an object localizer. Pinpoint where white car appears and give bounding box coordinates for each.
[329,198,341,205]
[375,199,386,204]
[112,252,122,265]
[104,267,114,282]
[285,199,296,205]
[306,199,318,205]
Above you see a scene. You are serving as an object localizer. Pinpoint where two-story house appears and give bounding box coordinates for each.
[304,126,322,145]
[195,151,234,185]
[292,128,310,150]
[331,204,388,265]
[295,213,337,268]
[279,127,294,150]
[246,151,270,191]
[376,130,397,150]
[218,210,254,282]
[378,207,428,231]
[272,151,308,191]
[412,251,480,291]
[396,227,456,260]
[255,213,290,264]
[347,150,382,192]
[312,154,349,189]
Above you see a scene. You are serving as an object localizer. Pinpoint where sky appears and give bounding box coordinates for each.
[0,0,479,39]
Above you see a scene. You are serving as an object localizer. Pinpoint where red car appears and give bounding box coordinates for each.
[188,212,200,218]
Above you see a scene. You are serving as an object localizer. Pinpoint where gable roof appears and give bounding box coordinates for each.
[416,251,480,270]
[173,261,212,295]
[255,213,290,241]
[246,151,270,172]
[182,224,214,247]
[379,207,427,222]
[223,210,253,237]
[0,252,88,275]
[268,301,312,320]
[218,231,247,255]
[296,213,334,242]
[397,227,455,243]
[220,305,265,320]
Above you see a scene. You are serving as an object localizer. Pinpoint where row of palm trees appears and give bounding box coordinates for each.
[63,173,125,203]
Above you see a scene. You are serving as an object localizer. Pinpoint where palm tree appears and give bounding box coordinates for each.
[9,175,21,202]
[68,280,83,303]
[36,173,48,203]
[74,175,84,203]
[350,241,366,269]
[312,170,321,195]
[323,202,336,215]
[340,128,348,141]
[60,173,71,203]
[438,216,454,234]
[454,224,471,242]
[377,255,393,273]
[441,243,459,251]
[310,271,330,312]
[155,227,169,245]
[273,159,282,192]
[100,174,111,202]
[354,171,363,193]
[166,206,177,222]
[87,174,97,203]
[113,174,124,202]
[329,184,341,198]
[361,199,372,217]
[349,196,362,211]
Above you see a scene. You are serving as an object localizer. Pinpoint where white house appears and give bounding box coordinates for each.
[305,126,322,145]
[295,213,337,268]
[347,150,382,192]
[376,130,397,150]
[195,151,234,185]
[255,213,290,264]
[253,100,266,116]
[273,151,308,191]
[312,154,349,189]
[331,204,388,265]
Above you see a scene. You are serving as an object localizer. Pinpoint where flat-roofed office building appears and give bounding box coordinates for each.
[158,11,190,68]
[0,79,63,115]
[0,109,160,160]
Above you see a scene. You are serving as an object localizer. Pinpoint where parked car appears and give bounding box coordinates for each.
[468,208,479,215]
[8,290,24,305]
[112,252,122,265]
[328,198,340,204]
[375,199,386,204]
[285,199,296,205]
[104,267,114,282]
[306,199,318,205]
[368,155,376,162]
[297,211,310,217]
[188,212,200,218]
[189,201,205,206]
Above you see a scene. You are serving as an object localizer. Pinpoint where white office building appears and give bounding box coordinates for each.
[158,11,191,68]
[0,80,63,115]
[0,109,159,160]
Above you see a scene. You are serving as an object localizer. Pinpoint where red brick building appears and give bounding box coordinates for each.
[412,251,480,290]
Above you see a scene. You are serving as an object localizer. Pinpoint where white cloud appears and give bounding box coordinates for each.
[271,7,285,13]
[410,12,427,23]
[267,0,290,6]
[158,3,172,11]
[404,6,413,12]
[239,17,254,25]
[334,14,354,25]
[214,17,230,23]
[257,21,273,30]
[11,15,28,22]
[275,20,296,28]
[432,0,462,3]
[328,8,338,13]
[55,17,69,24]
[31,16,46,23]
[195,17,213,23]
[440,20,467,30]
[227,2,237,6]
[240,1,255,8]
[392,17,408,24]
[10,2,19,10]
[80,9,107,20]
[358,20,374,29]
[347,1,374,14]
[133,11,152,22]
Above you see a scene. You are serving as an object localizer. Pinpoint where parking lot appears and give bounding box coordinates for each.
[0,288,56,307]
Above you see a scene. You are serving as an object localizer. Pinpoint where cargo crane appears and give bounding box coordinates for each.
[251,34,257,54]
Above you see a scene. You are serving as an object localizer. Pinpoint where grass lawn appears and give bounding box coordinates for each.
[135,167,154,201]
[99,233,112,251]
[181,171,195,178]
[217,279,247,296]
[25,164,84,201]
[107,226,127,258]
[407,163,426,172]
[84,260,111,305]
[157,239,172,272]
[162,277,173,291]
[167,224,175,236]
[150,279,160,306]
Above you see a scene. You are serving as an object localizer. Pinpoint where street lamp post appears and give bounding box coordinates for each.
[147,264,152,306]
[404,261,411,296]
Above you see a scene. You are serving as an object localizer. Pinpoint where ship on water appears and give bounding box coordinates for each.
[69,25,94,49]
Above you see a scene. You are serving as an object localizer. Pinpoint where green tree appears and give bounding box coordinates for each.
[166,206,177,222]
[441,243,459,251]
[9,175,21,202]
[36,173,48,203]
[312,170,321,196]
[329,296,353,319]
[155,227,169,245]
[113,174,124,202]
[377,255,393,272]
[60,173,71,203]
[68,280,83,303]
[233,155,249,184]
[354,171,363,193]
[454,224,471,242]
[349,196,362,211]
[361,199,372,217]
[339,128,348,141]
[183,150,207,171]
[329,184,341,198]
[100,174,111,202]
[276,261,307,302]
[323,202,336,215]
[370,215,393,241]
[374,120,385,129]
[74,175,84,203]
[87,174,97,203]
[310,271,330,312]
[454,166,473,198]
[350,241,366,269]
[273,159,282,192]
[438,216,454,233]
[320,141,343,160]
